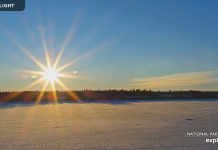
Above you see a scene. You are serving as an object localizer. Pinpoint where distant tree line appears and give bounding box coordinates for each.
[0,89,218,102]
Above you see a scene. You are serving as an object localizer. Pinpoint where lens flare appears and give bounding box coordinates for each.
[43,67,59,82]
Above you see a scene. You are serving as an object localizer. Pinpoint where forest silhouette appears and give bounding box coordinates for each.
[0,89,218,102]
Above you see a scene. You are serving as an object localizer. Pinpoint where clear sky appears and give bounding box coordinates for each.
[1,0,218,91]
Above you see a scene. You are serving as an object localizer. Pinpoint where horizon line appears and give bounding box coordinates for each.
[1,89,218,92]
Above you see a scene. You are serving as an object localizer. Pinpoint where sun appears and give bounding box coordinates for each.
[1,15,113,104]
[43,67,59,82]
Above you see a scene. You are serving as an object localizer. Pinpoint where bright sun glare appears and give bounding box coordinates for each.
[43,68,59,82]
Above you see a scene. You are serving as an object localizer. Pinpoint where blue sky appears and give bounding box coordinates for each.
[1,0,218,91]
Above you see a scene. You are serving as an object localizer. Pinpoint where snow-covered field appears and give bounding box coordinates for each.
[0,100,218,149]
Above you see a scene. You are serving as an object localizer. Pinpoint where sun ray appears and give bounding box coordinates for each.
[14,42,47,71]
[57,73,81,79]
[25,77,46,89]
[51,80,58,103]
[40,27,51,68]
[36,80,49,104]
[5,32,45,70]
[55,78,81,102]
[53,12,82,69]
[55,52,92,72]
[22,70,45,75]
[0,77,45,103]
[36,5,51,69]
[55,41,112,72]
[1,29,48,71]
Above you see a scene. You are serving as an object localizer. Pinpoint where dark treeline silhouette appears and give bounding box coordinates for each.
[1,89,218,102]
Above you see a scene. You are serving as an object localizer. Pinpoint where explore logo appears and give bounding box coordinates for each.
[206,138,218,144]
[0,0,25,11]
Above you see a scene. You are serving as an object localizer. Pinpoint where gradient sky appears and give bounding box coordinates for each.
[1,0,218,91]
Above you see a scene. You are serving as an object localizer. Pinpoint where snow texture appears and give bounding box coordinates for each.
[0,100,218,149]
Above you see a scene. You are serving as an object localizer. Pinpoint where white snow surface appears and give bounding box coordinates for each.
[0,100,218,149]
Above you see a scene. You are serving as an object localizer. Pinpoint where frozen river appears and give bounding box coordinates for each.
[0,100,218,149]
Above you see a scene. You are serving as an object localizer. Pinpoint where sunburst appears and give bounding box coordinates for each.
[19,27,84,103]
[1,13,115,104]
